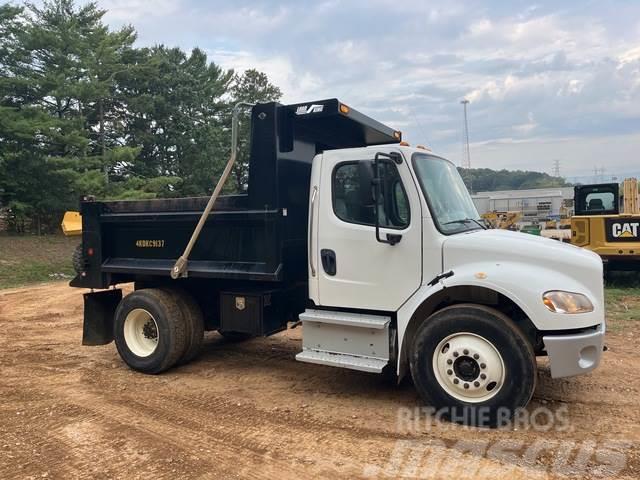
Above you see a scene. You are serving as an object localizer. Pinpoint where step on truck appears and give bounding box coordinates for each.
[67,99,606,426]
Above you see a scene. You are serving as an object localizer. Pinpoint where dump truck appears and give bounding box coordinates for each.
[66,99,605,426]
[571,178,640,271]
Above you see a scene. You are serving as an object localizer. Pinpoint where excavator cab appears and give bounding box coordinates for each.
[574,183,619,216]
[571,179,640,272]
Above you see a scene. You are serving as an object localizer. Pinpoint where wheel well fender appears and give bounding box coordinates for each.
[397,285,538,379]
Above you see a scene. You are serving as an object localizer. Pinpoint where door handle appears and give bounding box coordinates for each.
[320,249,337,276]
[309,186,318,277]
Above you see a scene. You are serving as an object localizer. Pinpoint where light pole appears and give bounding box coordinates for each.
[460,99,471,169]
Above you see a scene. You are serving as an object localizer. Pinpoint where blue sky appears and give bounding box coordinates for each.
[98,0,640,179]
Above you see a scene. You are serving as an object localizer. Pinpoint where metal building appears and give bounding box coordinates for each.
[472,187,575,223]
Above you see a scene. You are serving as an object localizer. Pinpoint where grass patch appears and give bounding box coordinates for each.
[0,234,79,289]
[605,286,640,332]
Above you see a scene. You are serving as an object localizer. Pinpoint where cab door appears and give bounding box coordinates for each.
[315,149,422,311]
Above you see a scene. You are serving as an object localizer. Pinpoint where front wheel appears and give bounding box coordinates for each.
[410,304,536,427]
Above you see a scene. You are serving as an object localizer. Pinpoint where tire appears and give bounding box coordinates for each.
[114,289,188,374]
[218,330,254,342]
[72,244,84,274]
[409,304,536,427]
[162,288,204,365]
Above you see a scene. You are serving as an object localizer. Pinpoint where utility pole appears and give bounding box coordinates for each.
[460,99,471,169]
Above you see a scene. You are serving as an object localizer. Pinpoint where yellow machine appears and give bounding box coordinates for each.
[571,178,640,270]
[61,211,82,236]
[481,210,522,230]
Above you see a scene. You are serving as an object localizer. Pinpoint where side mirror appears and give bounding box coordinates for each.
[357,160,376,206]
[372,152,403,246]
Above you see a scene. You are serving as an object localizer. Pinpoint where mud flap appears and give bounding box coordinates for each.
[82,289,122,345]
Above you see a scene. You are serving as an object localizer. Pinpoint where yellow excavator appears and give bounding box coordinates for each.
[571,178,640,271]
[481,210,522,230]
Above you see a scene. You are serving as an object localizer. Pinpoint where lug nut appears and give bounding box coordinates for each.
[463,383,469,389]
[453,378,459,384]
[474,381,480,387]
[480,373,486,380]
[480,363,486,369]
[447,359,453,365]
[447,369,453,375]
[473,353,479,360]
[463,349,469,355]
[453,352,459,358]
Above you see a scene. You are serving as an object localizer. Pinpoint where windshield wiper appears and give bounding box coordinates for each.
[442,218,486,230]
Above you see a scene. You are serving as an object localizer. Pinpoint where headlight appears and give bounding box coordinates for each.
[542,291,594,314]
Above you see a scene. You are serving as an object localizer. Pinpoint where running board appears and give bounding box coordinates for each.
[296,350,388,373]
[296,308,391,374]
[299,309,390,329]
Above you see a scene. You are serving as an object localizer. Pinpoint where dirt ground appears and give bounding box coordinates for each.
[0,282,639,480]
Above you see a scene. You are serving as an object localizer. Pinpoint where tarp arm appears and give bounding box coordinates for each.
[171,102,254,279]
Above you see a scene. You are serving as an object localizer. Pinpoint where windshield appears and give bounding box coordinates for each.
[412,153,482,234]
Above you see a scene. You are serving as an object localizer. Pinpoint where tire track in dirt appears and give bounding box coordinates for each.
[1,282,639,479]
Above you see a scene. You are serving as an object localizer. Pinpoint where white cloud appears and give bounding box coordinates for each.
[92,0,640,176]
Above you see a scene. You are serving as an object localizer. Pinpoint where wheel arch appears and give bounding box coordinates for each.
[397,284,539,379]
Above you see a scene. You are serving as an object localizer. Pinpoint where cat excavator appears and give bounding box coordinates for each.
[571,178,640,271]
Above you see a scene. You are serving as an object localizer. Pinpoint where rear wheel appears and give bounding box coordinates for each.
[162,288,204,364]
[410,304,536,427]
[114,289,187,374]
[72,244,84,274]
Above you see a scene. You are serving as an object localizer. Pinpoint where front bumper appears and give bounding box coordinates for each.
[543,323,605,378]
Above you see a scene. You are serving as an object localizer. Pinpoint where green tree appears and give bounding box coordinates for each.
[459,167,570,193]
[118,46,233,196]
[0,1,284,233]
[0,1,139,231]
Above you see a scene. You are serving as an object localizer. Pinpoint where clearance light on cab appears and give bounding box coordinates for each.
[543,291,594,314]
[339,103,350,114]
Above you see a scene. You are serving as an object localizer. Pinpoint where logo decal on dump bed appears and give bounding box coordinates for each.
[235,296,246,311]
[605,219,640,242]
[295,104,324,115]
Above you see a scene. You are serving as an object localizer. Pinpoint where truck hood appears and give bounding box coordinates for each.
[442,229,603,297]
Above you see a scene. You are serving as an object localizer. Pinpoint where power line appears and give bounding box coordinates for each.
[460,99,471,168]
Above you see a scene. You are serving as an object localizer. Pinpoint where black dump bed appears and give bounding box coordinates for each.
[72,99,401,289]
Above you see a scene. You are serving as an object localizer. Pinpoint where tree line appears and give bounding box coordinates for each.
[459,167,570,193]
[0,0,281,234]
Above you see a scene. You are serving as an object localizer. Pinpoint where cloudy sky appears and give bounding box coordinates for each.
[98,0,640,179]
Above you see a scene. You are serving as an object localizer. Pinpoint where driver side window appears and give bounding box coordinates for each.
[332,160,410,229]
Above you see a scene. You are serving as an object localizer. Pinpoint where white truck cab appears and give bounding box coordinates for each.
[299,144,605,424]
